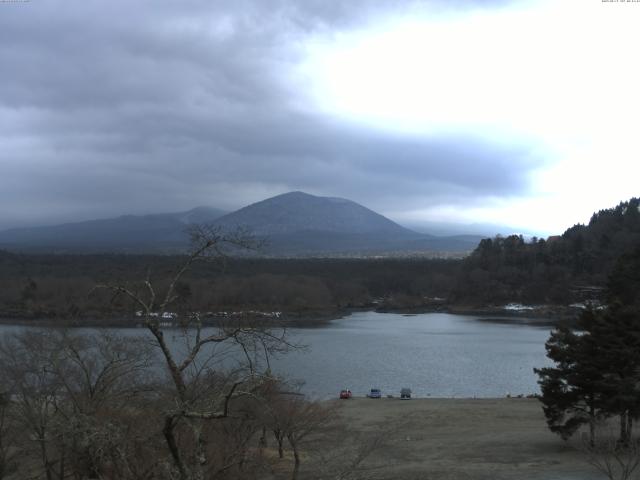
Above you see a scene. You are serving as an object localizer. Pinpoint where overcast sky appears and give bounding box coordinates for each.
[1,0,639,235]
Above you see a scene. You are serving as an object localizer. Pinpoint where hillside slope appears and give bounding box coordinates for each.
[0,192,483,255]
[0,207,227,252]
[454,197,640,304]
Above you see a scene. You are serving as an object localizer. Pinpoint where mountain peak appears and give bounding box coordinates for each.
[0,192,484,255]
[262,191,352,205]
[214,191,413,237]
[274,191,314,199]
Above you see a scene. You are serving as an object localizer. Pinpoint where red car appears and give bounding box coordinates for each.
[339,389,352,399]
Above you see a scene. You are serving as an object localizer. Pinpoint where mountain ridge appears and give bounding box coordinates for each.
[0,207,228,252]
[0,192,483,255]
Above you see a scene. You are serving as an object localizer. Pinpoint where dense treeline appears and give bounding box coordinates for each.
[1,198,639,322]
[455,198,640,305]
[0,254,460,322]
[536,245,640,450]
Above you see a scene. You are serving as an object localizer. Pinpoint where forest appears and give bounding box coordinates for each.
[535,243,640,468]
[0,198,638,325]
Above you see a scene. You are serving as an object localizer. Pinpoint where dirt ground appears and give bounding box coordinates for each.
[295,398,603,480]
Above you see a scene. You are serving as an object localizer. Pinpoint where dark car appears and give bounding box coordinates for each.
[400,388,412,399]
[368,388,382,399]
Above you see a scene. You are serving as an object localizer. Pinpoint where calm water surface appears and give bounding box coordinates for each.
[275,312,553,398]
[0,312,553,399]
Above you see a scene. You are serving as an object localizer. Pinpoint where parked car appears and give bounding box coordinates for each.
[368,388,382,399]
[339,389,352,399]
[400,388,412,399]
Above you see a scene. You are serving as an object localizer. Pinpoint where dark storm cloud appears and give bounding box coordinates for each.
[0,0,533,229]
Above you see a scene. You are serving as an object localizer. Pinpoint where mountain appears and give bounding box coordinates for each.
[0,207,227,253]
[0,192,484,255]
[211,192,482,255]
[214,191,415,236]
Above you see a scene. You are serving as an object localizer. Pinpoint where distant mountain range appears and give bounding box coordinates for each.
[0,207,228,253]
[0,192,485,256]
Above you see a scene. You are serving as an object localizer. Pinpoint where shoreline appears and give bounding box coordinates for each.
[0,303,578,329]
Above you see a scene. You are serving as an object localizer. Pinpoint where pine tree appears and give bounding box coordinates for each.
[535,308,606,445]
[536,246,640,445]
[590,305,640,445]
[594,246,640,445]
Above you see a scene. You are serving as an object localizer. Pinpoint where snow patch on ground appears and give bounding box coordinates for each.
[502,303,535,311]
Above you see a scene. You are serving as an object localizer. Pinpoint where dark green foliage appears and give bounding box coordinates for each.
[607,245,640,309]
[535,308,605,443]
[456,198,640,305]
[536,245,640,444]
[597,246,640,444]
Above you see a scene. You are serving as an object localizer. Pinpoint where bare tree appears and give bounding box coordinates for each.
[51,331,156,479]
[0,331,66,480]
[0,392,18,480]
[48,330,154,412]
[258,379,333,480]
[285,398,332,480]
[579,425,640,480]
[0,329,160,480]
[259,378,291,460]
[92,225,296,480]
[0,226,297,480]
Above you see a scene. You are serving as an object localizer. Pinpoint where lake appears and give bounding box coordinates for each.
[273,312,553,399]
[0,311,554,399]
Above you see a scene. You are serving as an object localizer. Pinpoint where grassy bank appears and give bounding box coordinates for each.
[283,398,601,480]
